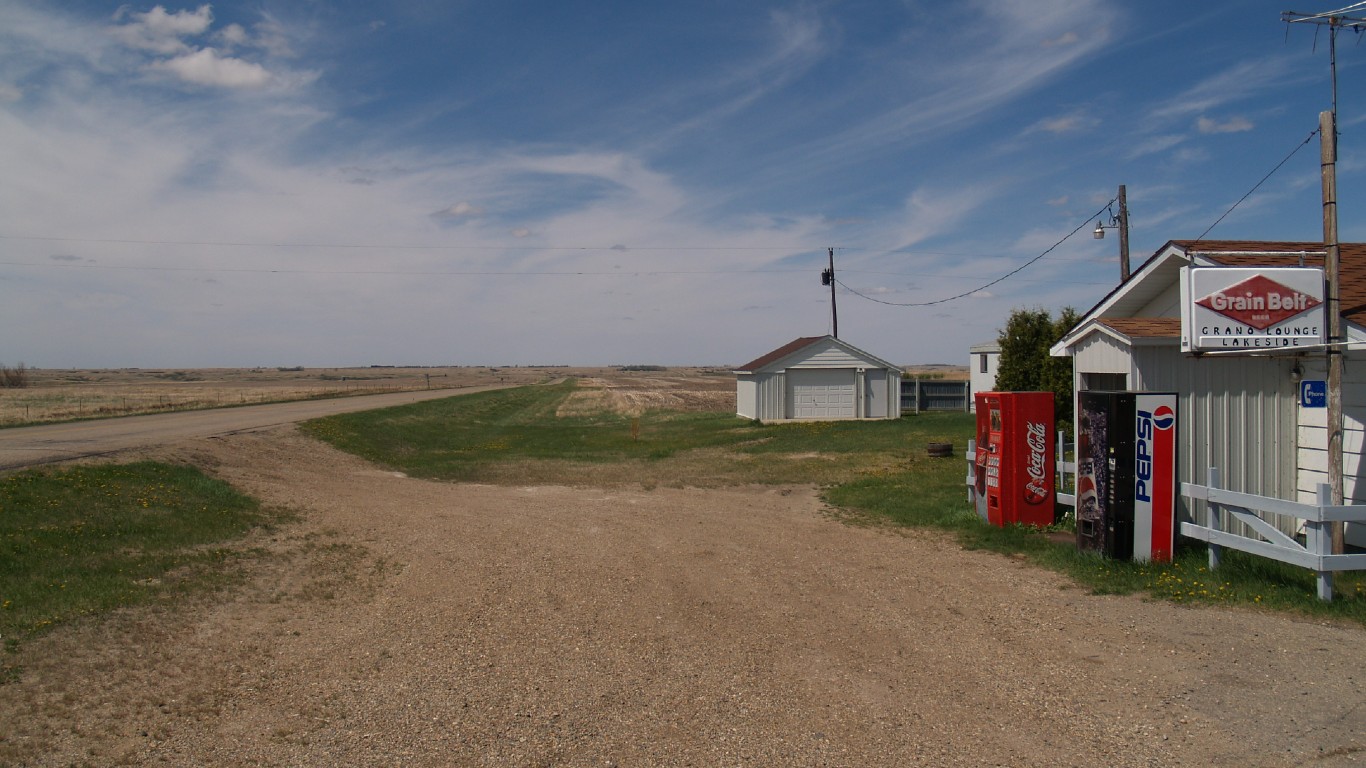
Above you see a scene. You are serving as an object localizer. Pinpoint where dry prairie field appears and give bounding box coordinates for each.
[0,365,745,426]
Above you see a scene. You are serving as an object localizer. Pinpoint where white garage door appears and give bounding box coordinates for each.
[787,369,856,419]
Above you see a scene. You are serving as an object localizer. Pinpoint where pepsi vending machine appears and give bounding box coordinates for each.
[1076,391,1178,562]
[974,391,1055,528]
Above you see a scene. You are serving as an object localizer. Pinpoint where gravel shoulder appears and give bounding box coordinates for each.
[3,426,1364,766]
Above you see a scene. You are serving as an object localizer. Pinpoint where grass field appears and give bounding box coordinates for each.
[308,380,1366,621]
[0,462,288,670]
[300,379,966,489]
[0,365,559,427]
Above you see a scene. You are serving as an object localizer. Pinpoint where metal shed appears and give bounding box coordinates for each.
[735,335,902,421]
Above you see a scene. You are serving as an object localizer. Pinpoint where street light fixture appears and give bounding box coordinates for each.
[1093,185,1131,282]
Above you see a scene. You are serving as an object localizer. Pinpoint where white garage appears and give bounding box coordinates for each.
[735,335,902,421]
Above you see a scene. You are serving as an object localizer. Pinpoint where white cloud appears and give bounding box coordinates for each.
[1025,111,1099,135]
[1150,59,1287,123]
[216,23,249,48]
[434,201,484,220]
[1042,31,1080,48]
[1196,115,1254,134]
[798,0,1120,169]
[892,184,998,250]
[150,48,273,89]
[0,82,20,102]
[110,4,213,54]
[250,16,296,58]
[1126,134,1185,159]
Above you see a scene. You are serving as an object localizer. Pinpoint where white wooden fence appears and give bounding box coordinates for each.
[964,442,1366,601]
[1182,468,1366,601]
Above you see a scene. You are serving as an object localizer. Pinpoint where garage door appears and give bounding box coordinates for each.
[787,369,856,419]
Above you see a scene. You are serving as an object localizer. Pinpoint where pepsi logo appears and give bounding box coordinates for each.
[1152,405,1175,431]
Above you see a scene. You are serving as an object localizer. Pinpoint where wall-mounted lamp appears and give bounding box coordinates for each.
[1291,361,1303,382]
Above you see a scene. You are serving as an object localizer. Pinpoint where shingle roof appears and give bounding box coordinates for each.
[735,336,827,372]
[1095,317,1183,338]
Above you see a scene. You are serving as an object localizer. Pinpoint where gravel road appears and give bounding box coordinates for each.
[3,425,1364,766]
[0,386,506,470]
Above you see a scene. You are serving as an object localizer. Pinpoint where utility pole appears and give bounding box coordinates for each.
[1321,109,1344,552]
[1092,185,1131,283]
[1117,185,1131,283]
[1285,7,1364,554]
[821,247,839,338]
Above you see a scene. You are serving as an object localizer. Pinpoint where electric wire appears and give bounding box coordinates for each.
[0,234,800,252]
[0,258,1115,285]
[1192,126,1321,242]
[830,198,1117,307]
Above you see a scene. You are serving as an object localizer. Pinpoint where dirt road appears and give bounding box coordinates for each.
[0,386,505,470]
[3,426,1364,766]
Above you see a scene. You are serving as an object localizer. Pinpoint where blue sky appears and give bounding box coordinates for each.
[1,1,1362,368]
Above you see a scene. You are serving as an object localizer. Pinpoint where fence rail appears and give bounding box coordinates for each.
[1183,467,1366,601]
[901,378,970,414]
[966,445,1366,601]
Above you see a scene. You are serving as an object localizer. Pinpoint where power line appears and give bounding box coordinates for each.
[832,198,1116,307]
[1193,126,1320,242]
[0,258,1120,285]
[0,260,811,277]
[0,233,806,252]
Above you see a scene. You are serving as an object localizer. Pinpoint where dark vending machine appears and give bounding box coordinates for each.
[974,391,1055,528]
[1076,391,1178,562]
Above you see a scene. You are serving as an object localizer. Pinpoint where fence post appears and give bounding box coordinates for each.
[914,375,920,415]
[1313,482,1334,601]
[1207,467,1223,571]
[1056,430,1066,487]
[966,439,976,505]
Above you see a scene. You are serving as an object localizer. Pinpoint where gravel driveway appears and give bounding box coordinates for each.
[3,426,1364,766]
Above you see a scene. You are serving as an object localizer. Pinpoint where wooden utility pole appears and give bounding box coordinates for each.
[1321,109,1345,551]
[824,247,839,339]
[1118,184,1131,283]
[1285,7,1364,554]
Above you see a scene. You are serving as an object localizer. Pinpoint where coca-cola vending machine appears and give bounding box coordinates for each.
[1076,391,1178,562]
[974,392,1055,528]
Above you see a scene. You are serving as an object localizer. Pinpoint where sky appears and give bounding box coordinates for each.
[1,0,1363,369]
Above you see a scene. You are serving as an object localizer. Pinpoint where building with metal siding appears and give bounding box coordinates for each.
[734,336,902,421]
[1052,240,1366,543]
[968,341,999,411]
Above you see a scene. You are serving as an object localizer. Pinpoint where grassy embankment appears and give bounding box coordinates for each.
[305,379,1366,621]
[0,462,286,675]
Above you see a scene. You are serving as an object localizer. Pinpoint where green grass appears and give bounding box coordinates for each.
[0,461,285,664]
[306,381,1366,621]
[828,450,1366,622]
[300,380,970,488]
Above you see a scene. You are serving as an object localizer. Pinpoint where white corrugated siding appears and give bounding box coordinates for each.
[754,371,786,421]
[736,375,759,420]
[1074,333,1132,373]
[1132,346,1299,538]
[798,344,879,368]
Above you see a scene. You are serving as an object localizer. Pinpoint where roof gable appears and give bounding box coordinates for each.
[735,335,901,374]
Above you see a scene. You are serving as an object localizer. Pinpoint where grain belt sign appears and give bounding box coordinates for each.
[786,369,856,419]
[1179,266,1325,353]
